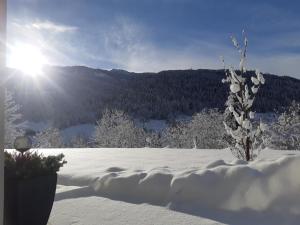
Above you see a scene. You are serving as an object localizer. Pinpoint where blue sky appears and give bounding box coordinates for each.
[8,0,300,78]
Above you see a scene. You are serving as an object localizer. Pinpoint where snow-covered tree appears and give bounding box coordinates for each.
[222,32,266,161]
[162,109,225,149]
[189,109,226,149]
[33,127,64,148]
[162,121,189,148]
[94,109,146,148]
[69,134,89,148]
[5,90,24,148]
[145,132,162,148]
[266,101,300,150]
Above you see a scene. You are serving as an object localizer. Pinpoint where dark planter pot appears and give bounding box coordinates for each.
[4,174,57,225]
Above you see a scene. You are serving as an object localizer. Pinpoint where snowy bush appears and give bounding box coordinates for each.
[68,134,90,148]
[34,127,64,148]
[162,121,189,148]
[265,101,300,150]
[94,109,146,148]
[145,132,162,148]
[5,90,24,148]
[162,109,225,149]
[188,109,226,149]
[222,31,266,161]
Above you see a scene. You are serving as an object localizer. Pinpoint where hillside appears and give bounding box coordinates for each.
[6,66,300,128]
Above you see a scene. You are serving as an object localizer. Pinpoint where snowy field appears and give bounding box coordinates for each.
[39,148,300,225]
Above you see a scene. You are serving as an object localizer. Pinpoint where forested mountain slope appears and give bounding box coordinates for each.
[6,66,300,127]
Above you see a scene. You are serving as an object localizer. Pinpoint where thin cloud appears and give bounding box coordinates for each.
[101,17,230,72]
[30,21,78,33]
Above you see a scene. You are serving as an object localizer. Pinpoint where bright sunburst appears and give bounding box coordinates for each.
[8,43,48,76]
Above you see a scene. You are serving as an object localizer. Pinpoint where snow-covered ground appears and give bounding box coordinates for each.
[39,148,300,225]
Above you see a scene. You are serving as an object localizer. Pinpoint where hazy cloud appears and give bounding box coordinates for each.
[30,21,78,33]
[8,19,80,66]
[99,18,219,72]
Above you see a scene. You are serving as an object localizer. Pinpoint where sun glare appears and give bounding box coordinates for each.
[8,43,48,76]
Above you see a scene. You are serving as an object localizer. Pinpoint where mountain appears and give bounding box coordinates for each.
[5,66,300,128]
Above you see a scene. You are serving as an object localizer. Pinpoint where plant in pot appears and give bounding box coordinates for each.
[4,136,67,225]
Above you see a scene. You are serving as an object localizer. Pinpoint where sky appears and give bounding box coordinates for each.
[7,0,300,78]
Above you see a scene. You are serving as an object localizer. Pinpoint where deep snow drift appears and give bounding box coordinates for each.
[40,148,300,225]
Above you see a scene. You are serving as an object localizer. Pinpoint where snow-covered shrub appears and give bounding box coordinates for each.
[68,134,90,148]
[94,109,146,148]
[265,101,300,150]
[162,109,225,149]
[189,109,226,149]
[145,132,162,148]
[222,32,266,161]
[5,90,24,148]
[34,127,64,148]
[162,121,189,148]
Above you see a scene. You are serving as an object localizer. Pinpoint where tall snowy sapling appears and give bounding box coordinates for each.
[222,31,266,161]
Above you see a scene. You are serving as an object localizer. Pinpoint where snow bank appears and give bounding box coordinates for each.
[87,155,300,215]
[42,148,300,216]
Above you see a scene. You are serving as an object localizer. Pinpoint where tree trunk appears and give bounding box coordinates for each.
[245,137,251,161]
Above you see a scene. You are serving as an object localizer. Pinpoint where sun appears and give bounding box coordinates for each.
[7,43,48,76]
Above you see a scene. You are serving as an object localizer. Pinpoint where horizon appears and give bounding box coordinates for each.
[7,64,300,81]
[8,0,300,79]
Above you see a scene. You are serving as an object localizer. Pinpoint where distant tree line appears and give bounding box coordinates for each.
[5,99,300,151]
[91,109,226,149]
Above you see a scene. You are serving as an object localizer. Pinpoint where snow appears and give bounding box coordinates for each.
[230,83,240,93]
[38,148,300,225]
[49,194,223,225]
